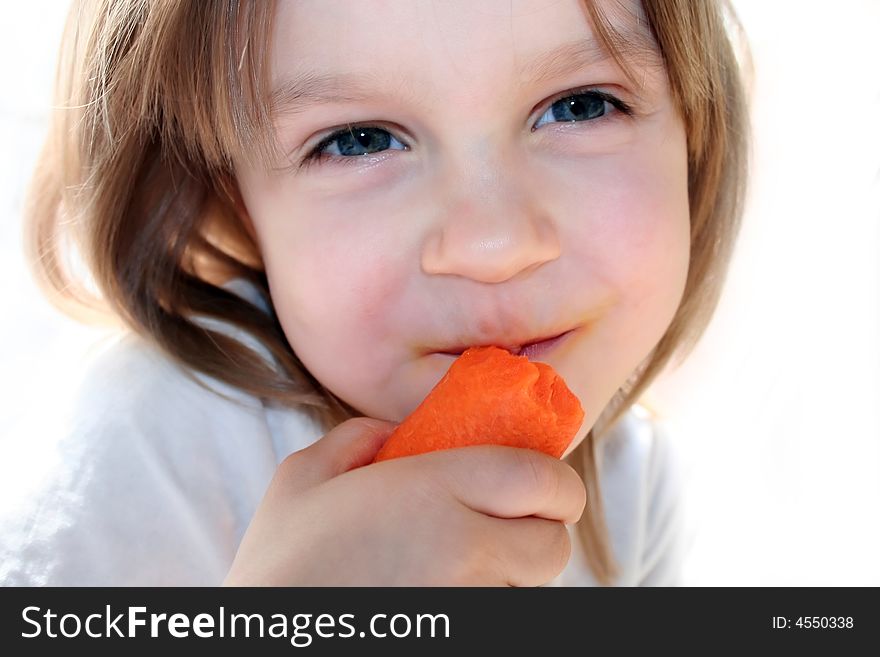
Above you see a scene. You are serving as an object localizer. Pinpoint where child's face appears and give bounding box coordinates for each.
[234,0,689,453]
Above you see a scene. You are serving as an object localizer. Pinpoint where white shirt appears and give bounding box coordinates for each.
[0,280,686,586]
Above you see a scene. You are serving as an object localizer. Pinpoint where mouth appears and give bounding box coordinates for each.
[434,328,577,360]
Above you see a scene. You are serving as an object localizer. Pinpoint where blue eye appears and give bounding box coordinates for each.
[533,88,633,130]
[297,88,633,171]
[307,126,408,161]
[296,125,407,171]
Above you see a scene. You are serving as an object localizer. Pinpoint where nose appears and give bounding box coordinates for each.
[420,146,561,284]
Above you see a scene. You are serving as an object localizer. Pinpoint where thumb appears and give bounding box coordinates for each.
[277,417,398,495]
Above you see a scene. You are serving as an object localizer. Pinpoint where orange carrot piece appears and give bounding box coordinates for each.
[372,346,584,462]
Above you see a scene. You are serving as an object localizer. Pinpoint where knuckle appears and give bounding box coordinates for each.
[561,462,588,521]
[341,416,386,434]
[271,451,304,490]
[548,522,572,576]
[513,449,560,505]
[477,537,508,586]
[447,518,498,585]
[277,450,304,478]
[278,449,302,470]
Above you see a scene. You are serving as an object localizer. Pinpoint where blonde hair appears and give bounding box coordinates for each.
[24,0,750,586]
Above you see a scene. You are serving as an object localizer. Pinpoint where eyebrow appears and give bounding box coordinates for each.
[269,28,660,117]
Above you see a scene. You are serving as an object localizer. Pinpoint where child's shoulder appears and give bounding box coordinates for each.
[70,276,279,427]
[74,327,263,420]
[0,327,303,585]
[594,404,686,585]
[67,319,329,467]
[599,403,679,481]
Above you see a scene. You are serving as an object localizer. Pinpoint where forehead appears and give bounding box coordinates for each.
[268,0,660,115]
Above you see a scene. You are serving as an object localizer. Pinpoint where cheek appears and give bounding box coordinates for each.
[613,167,689,314]
[260,217,412,408]
[548,128,690,444]
[567,133,691,333]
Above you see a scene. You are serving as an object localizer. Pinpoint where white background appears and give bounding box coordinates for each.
[2,1,878,585]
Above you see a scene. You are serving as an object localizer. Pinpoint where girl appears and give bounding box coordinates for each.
[2,0,748,586]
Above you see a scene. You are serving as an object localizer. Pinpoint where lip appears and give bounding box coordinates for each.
[517,329,575,360]
[434,328,577,361]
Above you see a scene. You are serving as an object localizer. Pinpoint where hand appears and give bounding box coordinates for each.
[223,417,586,586]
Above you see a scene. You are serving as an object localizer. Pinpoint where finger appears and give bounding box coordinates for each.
[275,417,398,496]
[428,445,587,524]
[472,514,572,587]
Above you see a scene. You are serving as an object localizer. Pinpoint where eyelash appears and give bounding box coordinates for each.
[295,87,634,172]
